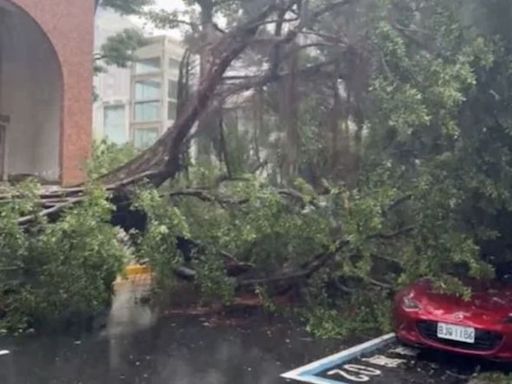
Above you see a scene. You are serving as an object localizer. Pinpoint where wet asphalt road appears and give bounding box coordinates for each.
[0,317,338,384]
[0,282,509,384]
[0,283,341,384]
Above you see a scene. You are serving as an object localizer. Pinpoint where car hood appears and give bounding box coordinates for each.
[412,280,512,323]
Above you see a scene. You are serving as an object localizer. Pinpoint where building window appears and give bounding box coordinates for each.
[135,79,161,101]
[134,79,161,122]
[135,58,161,74]
[134,101,161,122]
[104,105,127,144]
[168,101,177,121]
[168,79,178,100]
[169,58,180,71]
[133,127,159,149]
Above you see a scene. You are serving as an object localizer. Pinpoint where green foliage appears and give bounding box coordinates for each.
[357,0,503,295]
[138,174,332,303]
[133,182,239,303]
[473,373,512,384]
[6,0,512,340]
[96,29,146,70]
[87,140,138,179]
[134,187,190,291]
[179,177,332,272]
[192,254,235,304]
[255,286,277,313]
[303,289,392,339]
[0,182,126,332]
[100,0,153,15]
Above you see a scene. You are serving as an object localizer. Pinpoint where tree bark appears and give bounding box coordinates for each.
[101,3,279,187]
[329,62,342,177]
[280,48,300,182]
[195,1,223,166]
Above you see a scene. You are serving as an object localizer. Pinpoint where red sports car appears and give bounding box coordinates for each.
[393,279,512,361]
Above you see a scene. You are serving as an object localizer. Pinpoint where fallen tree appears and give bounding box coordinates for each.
[3,0,511,338]
[2,0,357,205]
[102,0,350,183]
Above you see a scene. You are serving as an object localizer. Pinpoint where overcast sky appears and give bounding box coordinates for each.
[129,0,187,38]
[154,0,185,11]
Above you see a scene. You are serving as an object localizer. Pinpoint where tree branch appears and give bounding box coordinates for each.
[310,0,357,21]
[236,240,348,289]
[144,9,201,34]
[370,226,416,240]
[217,58,340,101]
[100,2,279,186]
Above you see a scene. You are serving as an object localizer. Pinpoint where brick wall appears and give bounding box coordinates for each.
[9,0,94,186]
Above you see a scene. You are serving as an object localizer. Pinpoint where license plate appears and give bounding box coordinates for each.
[437,322,475,343]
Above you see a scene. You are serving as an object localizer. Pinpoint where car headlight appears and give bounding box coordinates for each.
[402,295,421,311]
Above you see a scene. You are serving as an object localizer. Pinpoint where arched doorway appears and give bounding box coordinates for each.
[0,0,62,183]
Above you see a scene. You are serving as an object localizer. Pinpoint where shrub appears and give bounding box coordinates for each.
[472,373,512,384]
[87,139,138,179]
[134,187,191,292]
[0,182,126,332]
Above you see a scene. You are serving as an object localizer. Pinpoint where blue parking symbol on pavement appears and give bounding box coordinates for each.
[281,333,412,384]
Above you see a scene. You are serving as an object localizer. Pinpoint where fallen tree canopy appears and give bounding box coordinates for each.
[4,0,512,337]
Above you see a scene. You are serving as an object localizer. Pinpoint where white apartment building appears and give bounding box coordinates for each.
[93,8,136,145]
[130,36,184,149]
[94,9,184,149]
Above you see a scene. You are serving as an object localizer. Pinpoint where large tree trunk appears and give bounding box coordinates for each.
[101,4,278,187]
[280,48,300,182]
[252,87,264,165]
[345,45,369,181]
[329,62,343,177]
[195,1,224,167]
[100,0,358,187]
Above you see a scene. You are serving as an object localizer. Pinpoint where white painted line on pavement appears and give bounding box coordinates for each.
[281,333,396,383]
[0,350,10,356]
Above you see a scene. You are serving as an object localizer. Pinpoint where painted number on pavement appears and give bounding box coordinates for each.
[327,364,382,382]
[326,354,408,382]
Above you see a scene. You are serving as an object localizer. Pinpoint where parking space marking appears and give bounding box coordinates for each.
[0,350,10,356]
[281,333,396,383]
